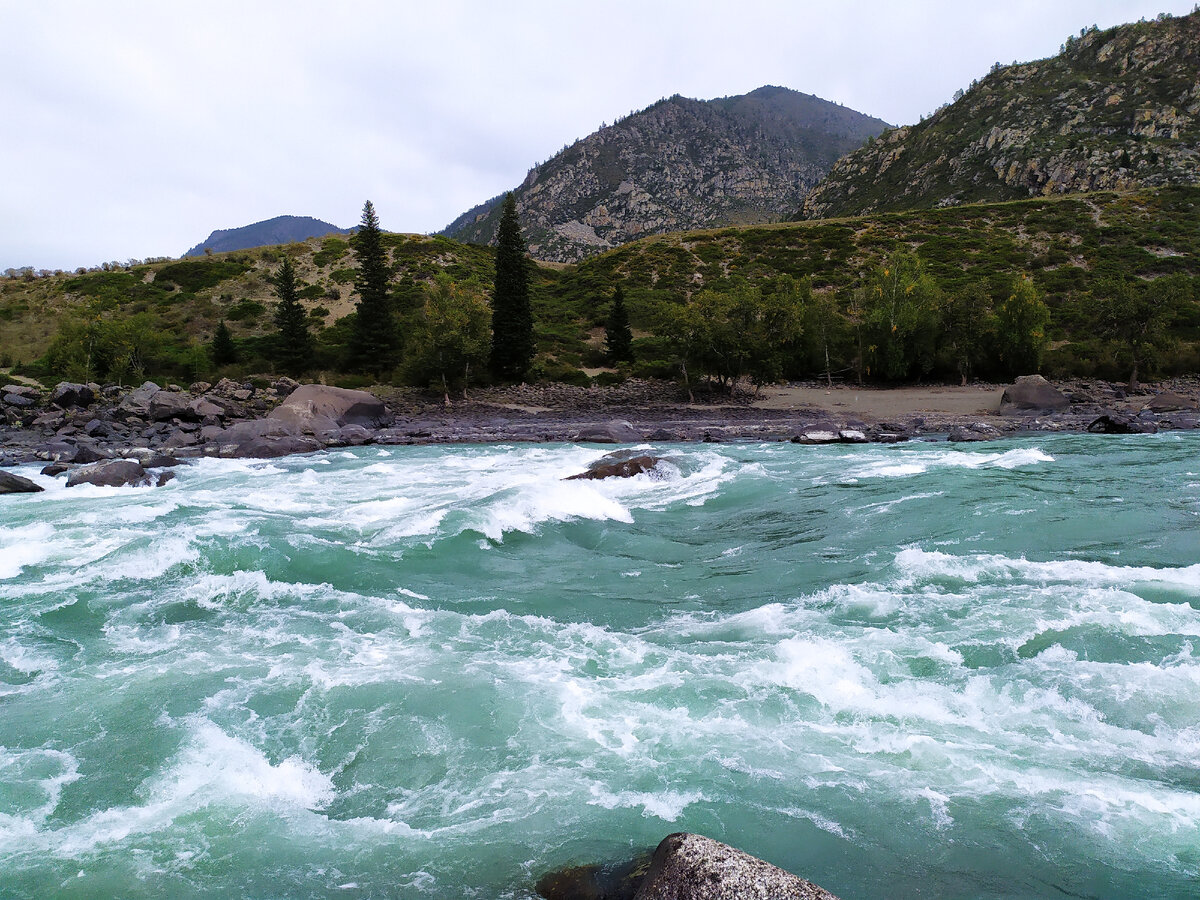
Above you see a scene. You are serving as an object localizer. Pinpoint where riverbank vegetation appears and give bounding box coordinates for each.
[3,186,1199,393]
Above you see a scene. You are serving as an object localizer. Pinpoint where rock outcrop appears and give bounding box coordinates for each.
[0,470,43,493]
[443,86,889,262]
[633,834,839,900]
[801,11,1200,219]
[566,454,662,480]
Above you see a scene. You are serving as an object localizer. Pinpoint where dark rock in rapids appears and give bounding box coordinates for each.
[0,470,44,493]
[566,454,661,480]
[65,459,154,488]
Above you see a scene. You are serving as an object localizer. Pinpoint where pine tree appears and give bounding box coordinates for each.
[210,320,236,367]
[347,200,399,374]
[489,193,534,380]
[604,285,634,363]
[271,255,311,375]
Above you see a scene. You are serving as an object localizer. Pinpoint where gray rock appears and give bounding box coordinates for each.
[49,382,95,409]
[117,381,162,417]
[66,459,154,488]
[0,470,44,494]
[149,390,191,422]
[2,384,41,399]
[272,376,300,397]
[41,463,69,477]
[999,375,1069,415]
[1143,391,1198,412]
[187,397,224,420]
[3,393,37,408]
[792,430,839,444]
[838,429,868,443]
[575,421,643,443]
[633,833,839,900]
[269,384,392,433]
[1088,413,1158,434]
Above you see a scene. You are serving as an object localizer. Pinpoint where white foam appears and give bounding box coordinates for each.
[586,784,702,821]
[0,521,59,579]
[850,446,1054,479]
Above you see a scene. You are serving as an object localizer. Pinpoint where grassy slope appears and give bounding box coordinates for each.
[3,186,1199,381]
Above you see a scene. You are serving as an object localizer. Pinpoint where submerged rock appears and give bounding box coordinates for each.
[633,833,840,900]
[0,470,44,494]
[566,454,661,480]
[536,854,651,900]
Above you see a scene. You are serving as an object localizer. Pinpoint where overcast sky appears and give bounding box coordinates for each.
[2,0,1195,271]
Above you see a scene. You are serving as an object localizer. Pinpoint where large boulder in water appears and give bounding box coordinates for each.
[0,470,44,494]
[66,459,154,488]
[999,375,1069,415]
[632,833,840,900]
[268,384,392,433]
[206,419,322,458]
[566,454,661,480]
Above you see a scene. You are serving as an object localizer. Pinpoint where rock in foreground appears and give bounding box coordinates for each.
[999,374,1070,415]
[0,470,44,494]
[633,834,840,900]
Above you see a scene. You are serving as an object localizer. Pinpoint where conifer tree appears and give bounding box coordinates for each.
[211,320,236,367]
[489,193,534,380]
[347,200,399,374]
[271,255,311,375]
[605,285,634,363]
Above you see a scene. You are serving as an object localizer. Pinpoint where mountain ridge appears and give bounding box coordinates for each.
[442,85,890,262]
[800,10,1200,219]
[184,215,351,258]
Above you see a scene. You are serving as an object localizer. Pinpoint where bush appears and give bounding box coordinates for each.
[155,259,250,293]
[593,370,627,386]
[226,299,265,322]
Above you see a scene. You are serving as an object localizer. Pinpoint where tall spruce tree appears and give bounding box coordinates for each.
[489,193,534,380]
[271,255,311,375]
[210,320,236,367]
[605,285,634,363]
[347,200,399,374]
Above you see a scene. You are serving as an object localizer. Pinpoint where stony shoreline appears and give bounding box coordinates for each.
[2,376,1198,487]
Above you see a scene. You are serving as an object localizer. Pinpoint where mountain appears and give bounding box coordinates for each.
[442,85,890,262]
[184,215,350,257]
[801,11,1200,220]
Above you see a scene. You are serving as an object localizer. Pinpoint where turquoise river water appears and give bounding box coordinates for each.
[0,434,1198,899]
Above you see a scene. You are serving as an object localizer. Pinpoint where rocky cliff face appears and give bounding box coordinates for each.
[442,86,889,262]
[801,11,1200,219]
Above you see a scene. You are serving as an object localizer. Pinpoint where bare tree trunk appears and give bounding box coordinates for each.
[462,361,470,401]
[823,338,833,388]
[1128,359,1140,393]
[681,360,694,404]
[441,372,451,407]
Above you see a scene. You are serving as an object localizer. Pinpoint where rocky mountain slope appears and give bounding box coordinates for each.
[801,10,1200,219]
[443,86,889,262]
[184,215,350,257]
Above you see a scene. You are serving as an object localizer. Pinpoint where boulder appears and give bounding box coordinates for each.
[566,454,661,481]
[632,834,839,900]
[187,397,224,420]
[268,384,392,434]
[0,470,44,494]
[272,376,300,397]
[2,393,37,408]
[792,430,839,444]
[41,463,70,477]
[323,424,374,447]
[149,390,192,422]
[574,421,643,443]
[999,375,1069,415]
[2,384,41,399]
[1143,391,1198,412]
[537,854,651,900]
[66,459,154,488]
[116,381,162,417]
[837,429,868,443]
[49,382,95,409]
[207,419,321,458]
[1088,413,1158,434]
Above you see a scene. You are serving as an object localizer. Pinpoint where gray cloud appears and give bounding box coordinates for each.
[2,0,1192,270]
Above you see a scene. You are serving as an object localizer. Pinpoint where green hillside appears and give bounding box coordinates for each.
[3,187,1199,390]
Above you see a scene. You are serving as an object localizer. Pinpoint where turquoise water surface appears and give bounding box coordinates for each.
[1,434,1198,898]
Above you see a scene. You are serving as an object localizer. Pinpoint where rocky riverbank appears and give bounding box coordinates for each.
[2,375,1198,488]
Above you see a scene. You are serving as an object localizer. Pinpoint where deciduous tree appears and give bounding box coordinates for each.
[408,275,491,404]
[995,274,1050,375]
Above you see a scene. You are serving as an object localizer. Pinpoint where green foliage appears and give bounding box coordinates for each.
[347,201,400,375]
[859,252,941,381]
[44,310,164,385]
[406,275,491,400]
[271,256,312,376]
[940,282,996,383]
[995,275,1051,375]
[490,193,535,380]
[226,299,265,322]
[312,237,349,268]
[1092,274,1189,387]
[155,259,250,293]
[604,285,634,362]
